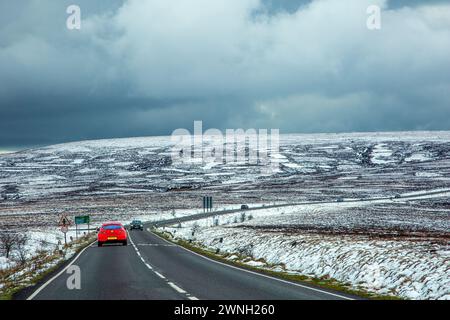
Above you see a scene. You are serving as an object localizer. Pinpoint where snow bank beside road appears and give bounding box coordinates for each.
[165,201,450,300]
[172,226,449,300]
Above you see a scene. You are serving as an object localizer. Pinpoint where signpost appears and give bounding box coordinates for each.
[74,215,90,240]
[202,196,213,212]
[58,214,72,245]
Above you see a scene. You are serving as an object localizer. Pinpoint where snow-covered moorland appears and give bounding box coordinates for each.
[1,131,450,298]
[163,202,450,300]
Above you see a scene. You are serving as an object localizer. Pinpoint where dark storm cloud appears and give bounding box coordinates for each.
[0,0,450,148]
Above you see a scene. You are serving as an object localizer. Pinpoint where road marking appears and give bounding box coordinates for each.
[128,233,197,300]
[137,243,175,247]
[27,240,96,300]
[145,263,153,270]
[129,235,165,280]
[168,282,187,294]
[28,234,198,301]
[150,230,355,300]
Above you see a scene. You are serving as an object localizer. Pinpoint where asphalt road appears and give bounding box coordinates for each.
[27,188,449,300]
[27,229,357,300]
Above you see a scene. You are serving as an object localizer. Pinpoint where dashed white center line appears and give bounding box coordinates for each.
[128,232,197,300]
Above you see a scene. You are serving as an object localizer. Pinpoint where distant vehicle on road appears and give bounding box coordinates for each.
[336,198,344,202]
[130,220,144,231]
[394,194,401,199]
[97,222,127,247]
[241,204,249,210]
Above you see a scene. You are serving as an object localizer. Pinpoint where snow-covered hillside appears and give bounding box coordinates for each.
[0,131,449,299]
[163,203,450,300]
[1,131,450,202]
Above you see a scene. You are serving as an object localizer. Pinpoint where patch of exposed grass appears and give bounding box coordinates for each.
[153,229,402,300]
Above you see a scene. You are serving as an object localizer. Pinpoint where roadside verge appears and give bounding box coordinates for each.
[151,228,401,300]
[2,234,96,300]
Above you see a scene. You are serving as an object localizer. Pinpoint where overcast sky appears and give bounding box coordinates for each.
[0,0,449,147]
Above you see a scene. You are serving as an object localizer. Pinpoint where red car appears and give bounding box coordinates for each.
[97,222,127,247]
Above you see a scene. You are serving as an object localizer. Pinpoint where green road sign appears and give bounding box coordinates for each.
[75,215,90,225]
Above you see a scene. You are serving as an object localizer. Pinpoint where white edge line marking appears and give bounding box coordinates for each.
[168,282,187,294]
[27,240,96,300]
[150,229,354,300]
